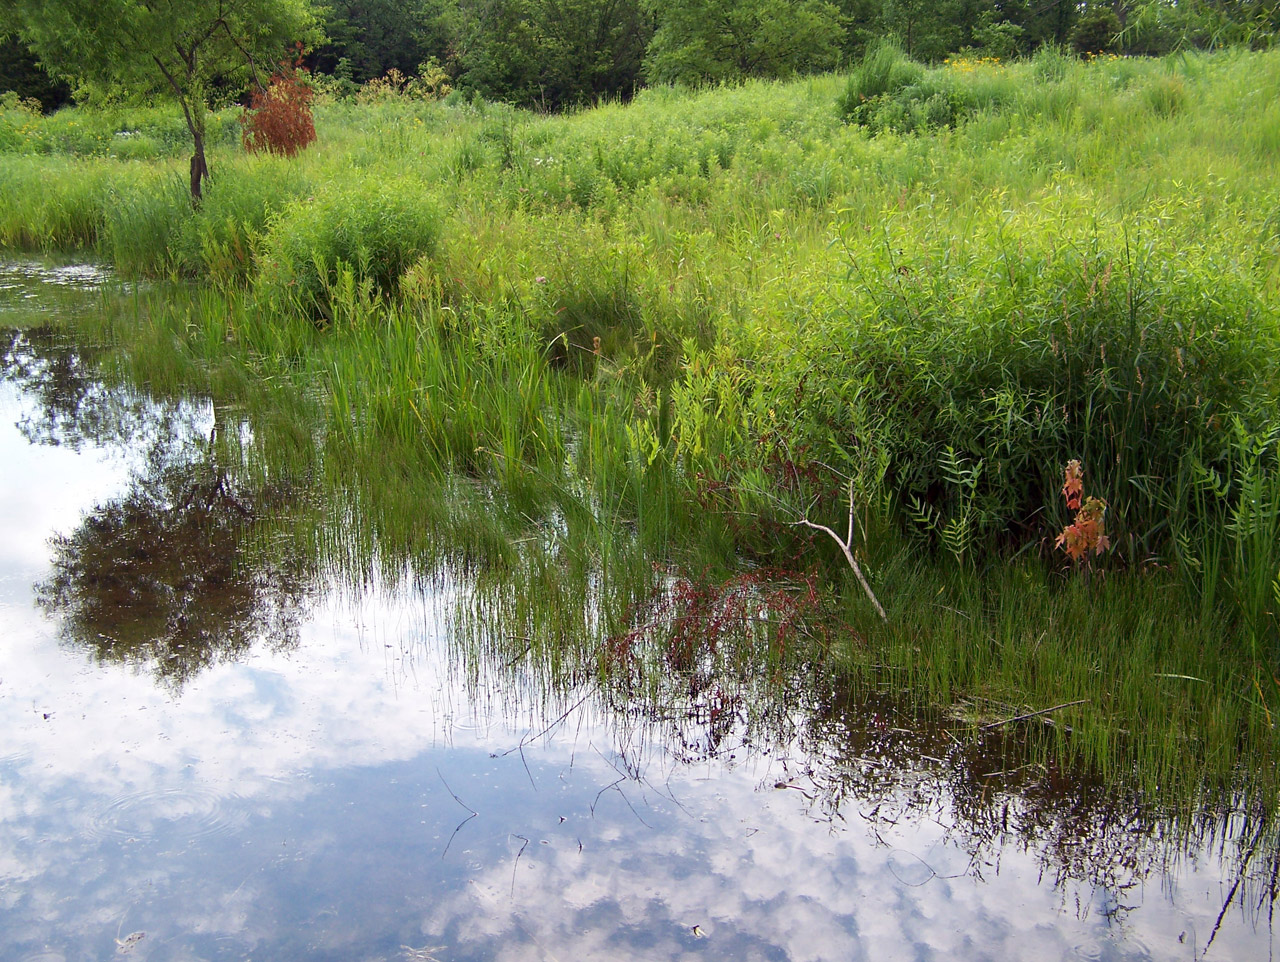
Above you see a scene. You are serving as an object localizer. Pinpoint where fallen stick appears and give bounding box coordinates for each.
[980,699,1089,731]
[791,478,888,622]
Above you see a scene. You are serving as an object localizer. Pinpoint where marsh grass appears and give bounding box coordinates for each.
[8,47,1280,810]
[54,272,1276,813]
[828,552,1274,805]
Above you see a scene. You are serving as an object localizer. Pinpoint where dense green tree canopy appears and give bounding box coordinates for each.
[312,0,438,82]
[0,0,320,200]
[439,0,651,109]
[0,37,71,111]
[643,0,845,84]
[5,0,1279,120]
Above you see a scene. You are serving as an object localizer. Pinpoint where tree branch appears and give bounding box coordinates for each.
[980,699,1089,731]
[790,477,888,622]
[151,54,194,129]
[215,16,267,92]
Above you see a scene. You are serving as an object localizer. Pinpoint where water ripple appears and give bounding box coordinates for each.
[88,787,247,843]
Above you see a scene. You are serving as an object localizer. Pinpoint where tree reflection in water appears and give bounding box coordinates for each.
[2,324,149,450]
[36,443,315,690]
[3,324,316,691]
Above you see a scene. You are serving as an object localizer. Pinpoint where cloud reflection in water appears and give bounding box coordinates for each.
[0,284,1274,961]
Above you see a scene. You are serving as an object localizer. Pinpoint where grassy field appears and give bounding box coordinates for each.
[4,46,1280,811]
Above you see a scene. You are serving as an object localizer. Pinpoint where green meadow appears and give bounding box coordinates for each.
[4,46,1280,810]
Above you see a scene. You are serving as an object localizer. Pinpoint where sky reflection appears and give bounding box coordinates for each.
[0,280,1275,961]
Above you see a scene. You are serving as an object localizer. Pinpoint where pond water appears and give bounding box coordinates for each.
[0,262,1275,961]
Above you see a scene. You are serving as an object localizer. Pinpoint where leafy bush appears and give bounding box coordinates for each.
[0,95,41,153]
[726,216,1279,560]
[837,41,922,117]
[1072,5,1123,56]
[0,103,242,158]
[240,52,317,157]
[255,180,442,320]
[838,43,973,133]
[355,63,453,104]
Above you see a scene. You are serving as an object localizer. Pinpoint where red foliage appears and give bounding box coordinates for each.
[240,45,316,157]
[1055,460,1111,562]
[610,567,823,677]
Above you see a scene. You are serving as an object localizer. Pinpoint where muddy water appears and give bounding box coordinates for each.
[0,263,1275,961]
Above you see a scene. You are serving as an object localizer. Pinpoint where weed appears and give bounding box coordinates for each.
[1055,459,1111,563]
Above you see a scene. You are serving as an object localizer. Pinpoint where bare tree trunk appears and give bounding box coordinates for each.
[152,55,209,207]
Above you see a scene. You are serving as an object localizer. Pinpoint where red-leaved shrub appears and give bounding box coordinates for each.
[241,45,316,157]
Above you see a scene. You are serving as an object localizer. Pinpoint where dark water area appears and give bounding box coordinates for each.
[0,261,1276,961]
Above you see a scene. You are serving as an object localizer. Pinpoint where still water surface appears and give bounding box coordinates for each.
[0,262,1274,961]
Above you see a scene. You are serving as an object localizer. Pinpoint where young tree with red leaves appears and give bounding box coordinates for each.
[241,45,317,157]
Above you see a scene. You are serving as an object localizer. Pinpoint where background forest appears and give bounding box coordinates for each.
[4,0,1280,113]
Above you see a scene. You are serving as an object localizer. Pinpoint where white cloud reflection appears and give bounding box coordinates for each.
[0,347,1273,962]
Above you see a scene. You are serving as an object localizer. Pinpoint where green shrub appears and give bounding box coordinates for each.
[174,159,313,279]
[0,105,241,159]
[838,41,923,113]
[1072,5,1123,56]
[256,180,442,320]
[726,217,1279,561]
[839,44,973,134]
[0,96,42,153]
[108,132,162,161]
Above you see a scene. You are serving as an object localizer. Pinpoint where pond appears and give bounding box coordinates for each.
[0,261,1275,961]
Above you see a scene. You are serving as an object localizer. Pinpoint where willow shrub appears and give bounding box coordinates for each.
[693,209,1280,565]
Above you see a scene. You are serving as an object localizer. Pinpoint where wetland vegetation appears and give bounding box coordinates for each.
[3,39,1280,825]
[3,298,1278,960]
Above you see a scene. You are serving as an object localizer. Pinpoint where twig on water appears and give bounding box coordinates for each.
[497,689,594,791]
[790,477,887,622]
[509,834,529,897]
[437,767,478,859]
[1200,819,1268,959]
[980,699,1089,732]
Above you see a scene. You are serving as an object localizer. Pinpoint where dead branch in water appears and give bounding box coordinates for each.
[790,477,888,622]
[980,699,1089,732]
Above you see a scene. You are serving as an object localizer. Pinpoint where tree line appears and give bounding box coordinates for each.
[3,1,1278,116]
[1,0,1275,205]
[310,0,1280,110]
